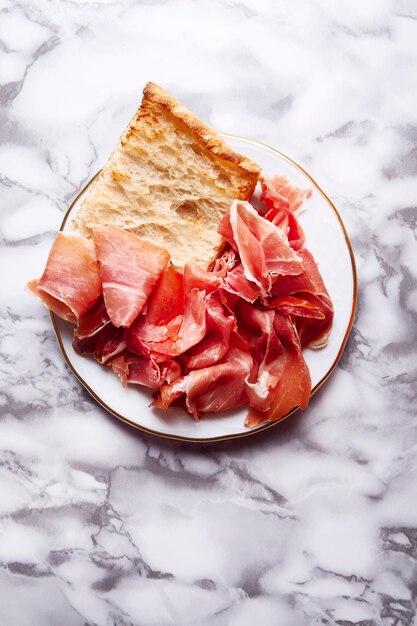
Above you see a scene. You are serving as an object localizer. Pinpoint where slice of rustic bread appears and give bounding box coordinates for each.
[71,82,261,269]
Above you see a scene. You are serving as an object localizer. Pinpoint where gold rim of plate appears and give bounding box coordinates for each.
[50,134,358,443]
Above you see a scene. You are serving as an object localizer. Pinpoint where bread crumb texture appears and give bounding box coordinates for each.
[71,82,261,269]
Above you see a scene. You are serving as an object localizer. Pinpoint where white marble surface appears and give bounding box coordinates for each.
[1,0,417,623]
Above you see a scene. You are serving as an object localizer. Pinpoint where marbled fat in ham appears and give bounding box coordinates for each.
[260,176,312,250]
[27,232,102,322]
[268,249,334,348]
[240,308,311,425]
[246,311,311,427]
[183,293,234,370]
[260,175,312,214]
[125,264,209,358]
[154,339,253,420]
[73,297,125,363]
[218,200,304,297]
[109,352,181,388]
[93,224,170,328]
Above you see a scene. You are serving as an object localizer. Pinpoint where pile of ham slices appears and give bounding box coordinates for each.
[28,176,333,427]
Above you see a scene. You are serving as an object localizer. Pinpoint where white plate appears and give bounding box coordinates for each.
[52,134,357,442]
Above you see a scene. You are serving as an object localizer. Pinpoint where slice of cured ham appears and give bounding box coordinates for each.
[109,352,181,388]
[93,224,170,328]
[27,279,75,323]
[126,287,207,358]
[260,175,312,214]
[270,249,327,298]
[183,264,222,294]
[212,247,260,303]
[268,249,333,348]
[269,295,325,320]
[260,176,311,250]
[27,232,102,322]
[147,264,184,326]
[183,294,234,370]
[73,297,125,363]
[212,248,237,277]
[218,201,304,296]
[245,311,311,426]
[127,264,184,345]
[235,302,284,412]
[154,340,253,420]
[245,346,311,427]
[264,209,306,251]
[223,263,260,303]
[125,264,211,358]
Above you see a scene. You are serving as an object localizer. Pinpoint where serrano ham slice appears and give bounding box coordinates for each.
[223,263,259,303]
[126,286,207,358]
[246,347,311,427]
[218,201,304,296]
[260,176,311,250]
[27,278,74,323]
[264,209,306,251]
[125,264,212,358]
[212,248,237,277]
[183,264,222,294]
[268,249,333,348]
[27,232,102,322]
[93,224,170,328]
[183,294,234,370]
[269,296,325,320]
[260,175,312,214]
[126,264,184,345]
[235,302,284,412]
[72,297,125,363]
[109,352,181,388]
[212,247,260,303]
[146,263,184,326]
[245,311,311,426]
[154,340,253,420]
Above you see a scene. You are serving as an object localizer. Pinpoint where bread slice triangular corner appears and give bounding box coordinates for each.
[71,81,262,269]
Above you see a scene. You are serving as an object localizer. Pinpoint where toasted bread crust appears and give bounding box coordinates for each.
[142,82,261,177]
[71,82,261,269]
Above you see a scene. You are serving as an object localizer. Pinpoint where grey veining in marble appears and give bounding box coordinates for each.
[1,0,417,624]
